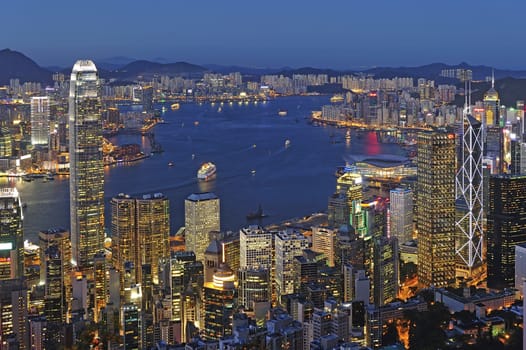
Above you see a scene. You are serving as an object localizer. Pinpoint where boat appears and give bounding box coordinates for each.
[197,162,217,181]
[22,175,32,182]
[278,109,288,116]
[171,103,180,110]
[345,129,351,141]
[45,173,54,181]
[251,169,256,175]
[168,162,175,167]
[218,107,222,112]
[246,204,268,220]
[285,139,291,147]
[330,94,344,103]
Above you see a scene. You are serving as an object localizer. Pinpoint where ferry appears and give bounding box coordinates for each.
[330,94,344,103]
[171,103,180,110]
[197,162,217,181]
[278,109,288,116]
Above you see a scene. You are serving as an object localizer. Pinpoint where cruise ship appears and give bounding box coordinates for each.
[197,162,217,181]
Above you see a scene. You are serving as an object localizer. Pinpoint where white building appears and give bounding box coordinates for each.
[389,187,413,244]
[30,96,50,145]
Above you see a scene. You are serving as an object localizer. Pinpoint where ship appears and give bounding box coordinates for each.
[278,109,288,116]
[197,162,217,181]
[285,139,291,147]
[171,103,180,110]
[330,94,344,103]
[246,204,268,220]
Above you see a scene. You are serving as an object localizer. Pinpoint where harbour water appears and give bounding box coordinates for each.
[8,95,405,241]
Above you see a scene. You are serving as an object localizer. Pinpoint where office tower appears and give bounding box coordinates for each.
[203,264,236,340]
[93,251,108,322]
[136,193,170,284]
[122,304,140,350]
[141,86,154,112]
[184,192,220,262]
[311,226,336,267]
[487,175,526,288]
[389,187,413,244]
[111,193,170,285]
[510,139,526,174]
[0,188,23,280]
[327,192,349,230]
[0,128,12,157]
[417,130,456,288]
[38,228,72,316]
[485,125,503,173]
[455,114,484,276]
[238,266,270,311]
[69,60,104,270]
[111,194,137,280]
[337,172,366,237]
[220,232,240,275]
[293,250,320,296]
[30,96,51,145]
[44,245,65,347]
[372,236,399,306]
[28,317,46,350]
[515,244,526,295]
[0,279,28,350]
[164,251,204,337]
[240,225,273,269]
[483,75,500,126]
[275,230,309,302]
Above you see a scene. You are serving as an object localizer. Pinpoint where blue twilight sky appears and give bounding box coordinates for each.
[3,0,524,70]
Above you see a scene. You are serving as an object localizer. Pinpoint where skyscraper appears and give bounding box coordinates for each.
[417,130,456,288]
[69,60,104,269]
[274,229,308,302]
[0,188,24,280]
[203,264,236,340]
[111,193,170,285]
[389,187,413,244]
[455,114,484,278]
[311,226,336,267]
[30,96,51,145]
[487,175,526,289]
[184,192,220,262]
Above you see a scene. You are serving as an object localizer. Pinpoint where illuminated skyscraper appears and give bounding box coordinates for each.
[68,60,104,269]
[417,130,456,288]
[136,193,170,284]
[487,175,526,289]
[0,188,23,280]
[30,96,50,145]
[311,226,336,267]
[203,263,236,340]
[483,74,500,127]
[111,193,170,286]
[455,114,484,275]
[184,192,220,262]
[240,225,273,269]
[0,279,28,350]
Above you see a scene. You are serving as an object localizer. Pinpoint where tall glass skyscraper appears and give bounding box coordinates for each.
[184,192,220,262]
[68,60,104,269]
[417,129,456,288]
[30,96,51,146]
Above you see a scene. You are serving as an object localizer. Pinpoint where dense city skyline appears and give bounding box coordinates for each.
[5,0,526,70]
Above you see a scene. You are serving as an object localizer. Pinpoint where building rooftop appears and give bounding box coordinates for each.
[186,192,218,202]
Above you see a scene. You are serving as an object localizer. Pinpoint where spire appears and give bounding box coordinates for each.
[491,68,495,89]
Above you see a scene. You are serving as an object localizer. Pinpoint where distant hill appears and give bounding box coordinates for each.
[0,48,52,85]
[112,60,208,80]
[453,77,526,107]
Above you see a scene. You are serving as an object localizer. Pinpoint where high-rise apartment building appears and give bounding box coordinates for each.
[30,96,51,145]
[487,175,526,288]
[69,60,104,269]
[389,188,413,244]
[184,192,220,262]
[417,130,456,288]
[0,188,24,280]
